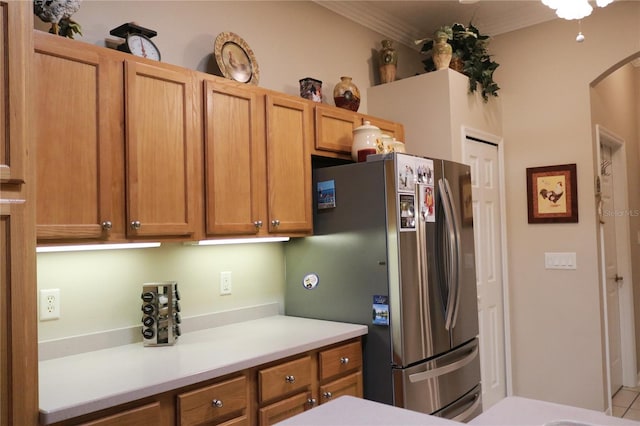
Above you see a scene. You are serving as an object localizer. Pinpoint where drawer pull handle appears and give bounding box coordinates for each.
[323,391,333,400]
[130,220,141,230]
[340,357,349,364]
[307,398,317,406]
[212,399,223,408]
[285,375,295,383]
[101,220,112,231]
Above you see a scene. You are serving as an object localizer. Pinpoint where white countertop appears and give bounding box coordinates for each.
[275,396,461,426]
[470,396,640,426]
[38,315,367,425]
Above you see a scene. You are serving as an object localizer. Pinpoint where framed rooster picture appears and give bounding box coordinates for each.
[526,163,578,223]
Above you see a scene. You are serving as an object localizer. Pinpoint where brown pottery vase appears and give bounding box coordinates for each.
[333,76,361,112]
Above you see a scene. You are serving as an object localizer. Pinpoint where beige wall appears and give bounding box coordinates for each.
[36,1,424,113]
[491,2,640,411]
[591,63,640,375]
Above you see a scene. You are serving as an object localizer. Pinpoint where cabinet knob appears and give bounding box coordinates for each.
[101,220,112,231]
[254,220,263,229]
[307,398,317,406]
[340,357,350,365]
[271,219,280,227]
[285,375,295,383]
[323,391,333,400]
[211,399,223,408]
[130,220,141,230]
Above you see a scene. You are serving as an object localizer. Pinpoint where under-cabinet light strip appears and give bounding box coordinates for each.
[193,237,290,246]
[36,242,162,253]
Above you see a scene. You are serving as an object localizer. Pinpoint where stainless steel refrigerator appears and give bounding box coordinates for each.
[284,153,482,422]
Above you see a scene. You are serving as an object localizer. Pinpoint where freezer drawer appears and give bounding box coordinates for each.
[392,338,480,416]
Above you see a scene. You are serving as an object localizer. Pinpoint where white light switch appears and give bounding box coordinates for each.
[545,252,577,270]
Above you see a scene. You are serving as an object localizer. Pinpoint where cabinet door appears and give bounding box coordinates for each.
[177,375,247,426]
[0,1,29,183]
[313,104,358,157]
[125,60,199,238]
[319,371,363,404]
[1,200,38,426]
[82,402,161,426]
[203,79,264,236]
[258,392,312,426]
[34,33,122,241]
[365,116,405,142]
[265,95,312,235]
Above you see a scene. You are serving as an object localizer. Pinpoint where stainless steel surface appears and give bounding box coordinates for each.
[284,153,481,421]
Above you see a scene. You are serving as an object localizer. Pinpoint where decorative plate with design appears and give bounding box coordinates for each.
[213,32,259,85]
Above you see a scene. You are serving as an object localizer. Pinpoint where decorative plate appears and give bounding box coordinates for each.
[213,32,259,85]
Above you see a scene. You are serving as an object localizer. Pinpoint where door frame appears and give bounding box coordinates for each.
[461,126,513,396]
[595,124,637,403]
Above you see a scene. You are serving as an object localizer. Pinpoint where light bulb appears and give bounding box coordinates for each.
[576,32,585,43]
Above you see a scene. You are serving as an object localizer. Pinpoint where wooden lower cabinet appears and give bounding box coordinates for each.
[319,372,363,405]
[258,392,312,426]
[44,339,362,426]
[81,402,161,426]
[177,375,248,426]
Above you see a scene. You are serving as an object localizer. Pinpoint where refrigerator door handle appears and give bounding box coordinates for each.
[450,389,482,423]
[407,344,479,383]
[442,177,463,329]
[438,178,460,331]
[416,183,429,355]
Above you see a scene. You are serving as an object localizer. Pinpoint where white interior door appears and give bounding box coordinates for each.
[600,143,623,395]
[464,138,506,409]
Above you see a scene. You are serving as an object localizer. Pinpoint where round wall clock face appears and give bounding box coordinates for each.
[126,34,161,61]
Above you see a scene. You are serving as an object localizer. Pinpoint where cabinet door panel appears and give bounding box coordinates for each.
[319,371,363,404]
[314,105,357,156]
[177,375,247,426]
[34,35,118,241]
[204,80,263,236]
[258,392,311,426]
[125,61,197,238]
[0,2,29,183]
[265,95,312,234]
[82,402,161,426]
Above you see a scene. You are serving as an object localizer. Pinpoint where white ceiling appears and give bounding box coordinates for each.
[313,1,559,50]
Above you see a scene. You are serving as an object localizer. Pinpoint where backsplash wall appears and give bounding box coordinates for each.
[37,242,285,342]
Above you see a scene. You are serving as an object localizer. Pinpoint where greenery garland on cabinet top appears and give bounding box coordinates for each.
[418,23,500,102]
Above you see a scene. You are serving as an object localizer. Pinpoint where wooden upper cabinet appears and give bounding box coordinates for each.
[34,32,123,241]
[366,116,405,142]
[203,79,264,237]
[0,2,30,184]
[312,105,405,161]
[313,104,358,157]
[265,94,312,235]
[124,60,200,239]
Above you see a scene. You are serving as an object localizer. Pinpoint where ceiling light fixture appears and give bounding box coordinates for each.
[542,0,614,20]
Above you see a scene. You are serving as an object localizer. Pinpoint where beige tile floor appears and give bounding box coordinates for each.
[613,386,640,420]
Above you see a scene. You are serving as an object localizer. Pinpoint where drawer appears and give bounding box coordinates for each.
[319,371,363,404]
[177,375,247,426]
[318,341,362,380]
[258,391,312,426]
[82,402,161,426]
[258,356,312,403]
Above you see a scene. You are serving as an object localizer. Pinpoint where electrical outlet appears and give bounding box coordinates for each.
[40,289,60,321]
[220,271,232,295]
